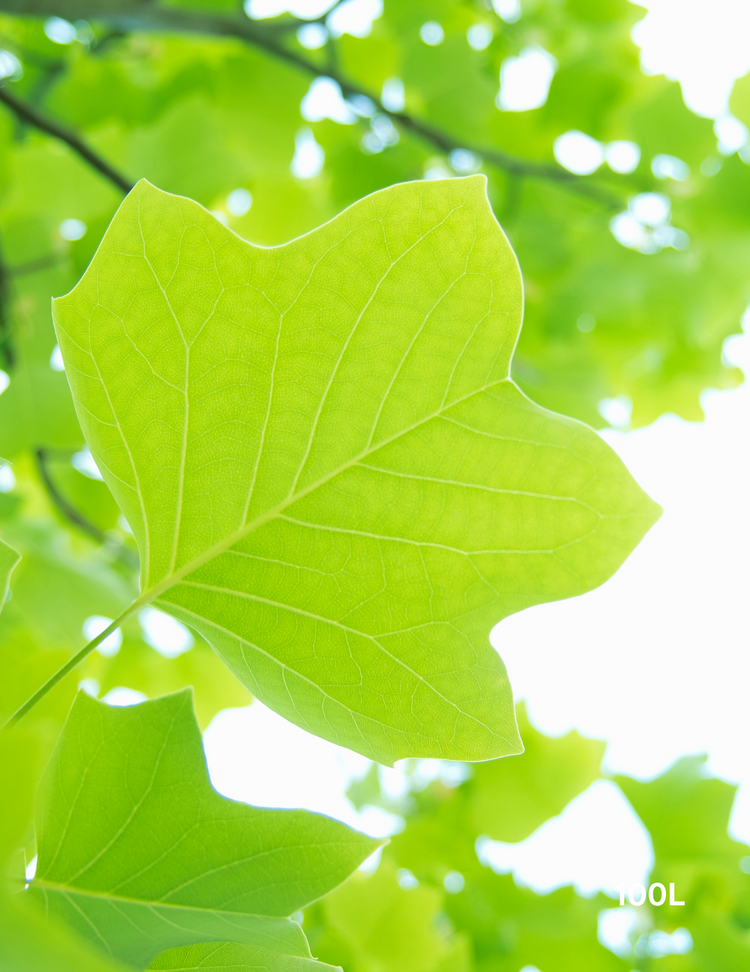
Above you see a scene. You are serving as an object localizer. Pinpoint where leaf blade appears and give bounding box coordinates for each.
[30,690,378,968]
[53,177,661,763]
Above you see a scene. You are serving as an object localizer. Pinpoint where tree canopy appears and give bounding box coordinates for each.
[0,2,748,971]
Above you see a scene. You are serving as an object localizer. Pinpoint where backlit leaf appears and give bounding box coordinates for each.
[0,894,131,972]
[28,689,378,969]
[53,177,660,764]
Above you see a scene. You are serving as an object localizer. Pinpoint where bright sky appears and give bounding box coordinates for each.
[197,0,750,940]
[634,0,750,118]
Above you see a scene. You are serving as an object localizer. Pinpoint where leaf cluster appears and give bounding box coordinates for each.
[304,709,750,972]
[0,0,745,969]
[0,160,660,971]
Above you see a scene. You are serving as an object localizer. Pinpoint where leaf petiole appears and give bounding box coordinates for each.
[2,598,144,729]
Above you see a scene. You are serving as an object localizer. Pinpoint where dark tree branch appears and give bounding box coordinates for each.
[0,85,134,194]
[34,447,139,570]
[35,447,109,546]
[0,0,623,208]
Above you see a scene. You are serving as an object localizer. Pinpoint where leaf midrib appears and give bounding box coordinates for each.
[113,375,522,624]
[30,879,297,920]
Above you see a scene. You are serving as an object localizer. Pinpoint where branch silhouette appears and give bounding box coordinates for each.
[0,85,134,193]
[0,0,622,207]
[34,447,140,570]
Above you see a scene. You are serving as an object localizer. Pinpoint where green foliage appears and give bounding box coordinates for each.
[29,689,377,968]
[0,0,746,441]
[617,758,750,967]
[304,713,750,972]
[468,704,606,842]
[0,1,745,969]
[384,707,609,882]
[316,860,458,972]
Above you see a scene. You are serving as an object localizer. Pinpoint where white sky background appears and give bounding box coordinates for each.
[204,0,750,907]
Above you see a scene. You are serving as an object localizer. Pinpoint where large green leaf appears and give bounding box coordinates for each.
[28,689,378,969]
[147,942,339,972]
[55,177,658,762]
[53,177,660,764]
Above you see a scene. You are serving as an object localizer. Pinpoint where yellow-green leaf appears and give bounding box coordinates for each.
[53,177,660,764]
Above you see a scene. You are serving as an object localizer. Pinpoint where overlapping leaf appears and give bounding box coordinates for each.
[53,176,660,764]
[0,710,128,972]
[28,690,378,969]
[0,893,132,972]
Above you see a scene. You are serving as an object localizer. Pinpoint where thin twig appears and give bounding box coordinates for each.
[34,446,109,546]
[34,447,140,570]
[0,85,134,194]
[0,0,624,207]
[3,600,141,728]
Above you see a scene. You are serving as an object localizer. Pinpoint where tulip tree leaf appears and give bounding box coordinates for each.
[147,942,339,972]
[28,689,378,969]
[52,177,660,765]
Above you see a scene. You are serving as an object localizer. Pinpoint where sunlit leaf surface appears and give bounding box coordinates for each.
[53,177,659,764]
[29,690,377,968]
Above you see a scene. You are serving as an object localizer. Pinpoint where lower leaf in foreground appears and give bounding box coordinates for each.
[0,893,131,972]
[28,690,379,969]
[147,942,340,971]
